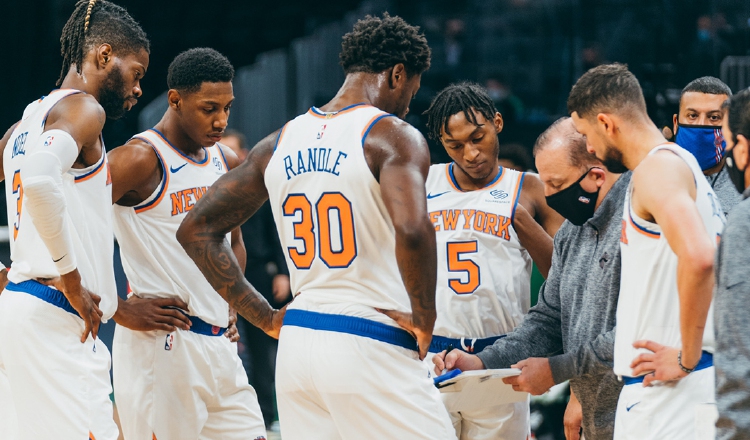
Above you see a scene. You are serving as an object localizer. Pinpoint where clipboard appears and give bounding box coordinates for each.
[435,369,529,412]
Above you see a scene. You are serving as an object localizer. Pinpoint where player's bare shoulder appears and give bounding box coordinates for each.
[45,93,106,149]
[108,136,162,206]
[362,116,429,180]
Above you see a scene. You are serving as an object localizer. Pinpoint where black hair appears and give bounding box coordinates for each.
[423,82,498,141]
[534,117,600,168]
[724,88,750,144]
[167,48,234,94]
[339,13,431,77]
[567,63,646,119]
[681,76,732,101]
[58,0,150,86]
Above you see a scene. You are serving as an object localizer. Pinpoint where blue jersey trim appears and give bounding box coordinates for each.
[361,114,395,147]
[273,123,288,153]
[428,334,506,354]
[73,151,105,181]
[447,163,504,192]
[170,308,227,336]
[283,309,418,351]
[6,280,80,317]
[217,145,230,171]
[150,128,208,165]
[623,351,712,385]
[510,172,526,223]
[132,136,168,212]
[629,210,661,237]
[41,90,83,129]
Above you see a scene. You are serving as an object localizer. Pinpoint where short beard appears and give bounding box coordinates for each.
[602,144,629,173]
[99,65,128,120]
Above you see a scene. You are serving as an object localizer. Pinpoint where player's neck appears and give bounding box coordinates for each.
[320,73,383,112]
[453,161,501,191]
[154,114,206,160]
[59,66,102,100]
[621,122,668,170]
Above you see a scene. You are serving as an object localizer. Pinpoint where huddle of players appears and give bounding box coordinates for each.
[0,1,747,439]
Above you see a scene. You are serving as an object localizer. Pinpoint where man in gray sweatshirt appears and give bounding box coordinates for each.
[715,88,750,439]
[434,117,627,439]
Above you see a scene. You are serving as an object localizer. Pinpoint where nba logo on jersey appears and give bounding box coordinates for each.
[43,135,54,146]
[317,124,327,139]
[164,334,174,351]
[254,436,267,440]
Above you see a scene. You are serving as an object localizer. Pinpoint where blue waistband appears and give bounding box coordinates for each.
[622,351,713,385]
[428,334,506,354]
[5,280,79,317]
[188,315,227,337]
[282,309,418,351]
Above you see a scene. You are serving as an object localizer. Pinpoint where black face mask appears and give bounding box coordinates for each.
[545,168,600,226]
[725,148,747,193]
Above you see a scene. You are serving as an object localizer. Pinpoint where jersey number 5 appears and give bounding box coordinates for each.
[447,241,480,295]
[283,192,357,269]
[11,170,23,240]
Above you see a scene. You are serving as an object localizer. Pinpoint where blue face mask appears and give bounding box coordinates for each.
[675,123,726,171]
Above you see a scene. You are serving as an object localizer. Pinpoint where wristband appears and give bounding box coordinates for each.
[678,350,697,374]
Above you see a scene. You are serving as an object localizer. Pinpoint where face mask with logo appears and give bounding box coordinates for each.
[725,147,747,193]
[545,168,600,226]
[674,123,726,171]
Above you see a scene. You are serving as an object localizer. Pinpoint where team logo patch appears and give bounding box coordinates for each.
[489,189,508,199]
[578,196,590,204]
[43,135,54,147]
[211,326,221,335]
[164,333,174,351]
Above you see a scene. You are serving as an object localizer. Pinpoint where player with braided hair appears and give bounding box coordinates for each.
[0,1,149,439]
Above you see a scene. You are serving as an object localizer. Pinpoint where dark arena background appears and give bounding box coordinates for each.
[3,1,750,439]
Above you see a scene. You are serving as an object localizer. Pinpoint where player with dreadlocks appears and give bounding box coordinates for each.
[0,1,149,438]
[426,82,562,439]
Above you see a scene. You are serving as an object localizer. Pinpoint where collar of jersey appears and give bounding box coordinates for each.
[447,162,504,192]
[308,102,369,118]
[149,128,209,165]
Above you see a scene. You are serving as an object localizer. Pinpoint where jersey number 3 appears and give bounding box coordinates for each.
[11,170,23,240]
[283,192,357,269]
[447,241,480,295]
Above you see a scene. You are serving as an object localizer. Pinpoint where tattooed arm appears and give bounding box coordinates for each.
[365,117,437,360]
[177,131,284,338]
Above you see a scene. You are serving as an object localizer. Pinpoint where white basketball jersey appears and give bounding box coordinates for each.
[112,129,231,327]
[614,143,725,377]
[426,163,531,338]
[265,104,411,323]
[3,89,118,319]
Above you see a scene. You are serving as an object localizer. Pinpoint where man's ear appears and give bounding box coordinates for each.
[389,63,407,89]
[96,44,113,70]
[735,134,750,171]
[596,113,615,137]
[589,166,607,187]
[493,112,504,134]
[672,114,678,136]
[167,89,181,110]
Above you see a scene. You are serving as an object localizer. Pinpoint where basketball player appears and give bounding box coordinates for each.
[421,82,562,439]
[107,48,266,440]
[568,63,723,439]
[0,1,149,439]
[672,76,740,215]
[177,13,457,439]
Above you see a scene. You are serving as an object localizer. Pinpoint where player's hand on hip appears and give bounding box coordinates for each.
[432,348,484,375]
[504,358,556,395]
[114,296,191,332]
[59,269,103,343]
[377,308,434,360]
[225,309,240,342]
[264,303,288,339]
[271,274,291,304]
[630,340,688,386]
[564,388,583,440]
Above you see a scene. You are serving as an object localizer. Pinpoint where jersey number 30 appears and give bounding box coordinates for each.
[447,241,480,295]
[283,192,357,269]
